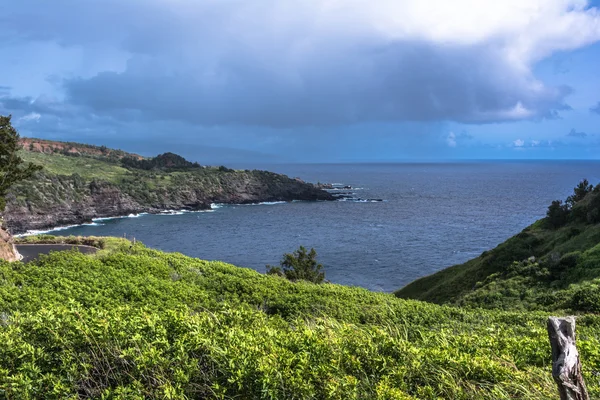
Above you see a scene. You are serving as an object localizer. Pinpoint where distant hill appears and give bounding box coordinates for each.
[2,139,333,233]
[121,152,202,170]
[395,180,600,313]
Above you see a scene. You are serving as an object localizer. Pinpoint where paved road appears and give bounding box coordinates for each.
[16,244,98,263]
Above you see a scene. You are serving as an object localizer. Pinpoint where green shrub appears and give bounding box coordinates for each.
[546,200,569,229]
[571,285,600,313]
[267,246,325,283]
[1,244,596,398]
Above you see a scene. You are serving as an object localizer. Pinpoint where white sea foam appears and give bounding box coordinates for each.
[92,212,147,222]
[15,222,103,237]
[91,216,118,222]
[337,198,385,203]
[158,210,185,215]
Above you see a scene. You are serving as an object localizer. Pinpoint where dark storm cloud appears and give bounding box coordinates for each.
[2,0,592,129]
[62,41,571,127]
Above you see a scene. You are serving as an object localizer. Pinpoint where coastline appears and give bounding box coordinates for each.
[12,200,309,236]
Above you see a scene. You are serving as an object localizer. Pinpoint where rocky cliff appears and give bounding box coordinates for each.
[0,227,19,261]
[3,167,333,234]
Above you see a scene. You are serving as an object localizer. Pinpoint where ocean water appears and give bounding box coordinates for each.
[51,161,600,292]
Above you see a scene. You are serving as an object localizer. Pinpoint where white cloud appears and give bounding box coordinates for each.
[446,132,457,147]
[18,112,41,122]
[513,139,525,147]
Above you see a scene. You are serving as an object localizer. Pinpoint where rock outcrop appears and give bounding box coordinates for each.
[3,170,334,234]
[0,226,19,261]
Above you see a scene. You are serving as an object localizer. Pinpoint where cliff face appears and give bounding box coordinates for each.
[0,227,19,261]
[3,169,333,234]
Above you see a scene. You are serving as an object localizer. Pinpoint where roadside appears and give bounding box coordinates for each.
[16,244,98,263]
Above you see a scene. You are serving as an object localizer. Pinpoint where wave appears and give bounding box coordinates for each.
[248,201,287,206]
[157,209,215,215]
[337,198,385,203]
[90,213,148,223]
[157,210,185,215]
[212,201,287,208]
[15,222,103,237]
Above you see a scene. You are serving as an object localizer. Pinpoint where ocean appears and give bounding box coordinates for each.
[49,161,600,292]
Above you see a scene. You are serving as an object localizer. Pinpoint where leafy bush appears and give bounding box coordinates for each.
[571,285,600,313]
[2,243,596,398]
[267,246,325,283]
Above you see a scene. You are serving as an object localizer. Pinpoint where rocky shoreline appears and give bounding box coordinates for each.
[3,172,334,234]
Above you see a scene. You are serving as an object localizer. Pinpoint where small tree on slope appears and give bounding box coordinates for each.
[267,246,325,283]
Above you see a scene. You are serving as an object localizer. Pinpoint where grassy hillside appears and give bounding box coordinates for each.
[396,180,600,313]
[4,139,332,233]
[21,150,130,182]
[2,236,599,398]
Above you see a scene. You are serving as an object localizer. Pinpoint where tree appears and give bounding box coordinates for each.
[546,200,569,229]
[266,246,325,283]
[0,115,42,211]
[566,179,593,207]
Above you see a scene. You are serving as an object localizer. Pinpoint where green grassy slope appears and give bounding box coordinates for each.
[396,181,600,313]
[2,236,599,398]
[21,151,130,182]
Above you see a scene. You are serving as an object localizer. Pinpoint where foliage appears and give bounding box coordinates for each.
[2,241,598,398]
[0,115,42,210]
[4,144,330,232]
[546,200,569,229]
[121,152,202,171]
[267,246,325,283]
[567,178,593,207]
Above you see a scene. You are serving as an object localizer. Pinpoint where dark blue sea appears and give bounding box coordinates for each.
[48,161,600,292]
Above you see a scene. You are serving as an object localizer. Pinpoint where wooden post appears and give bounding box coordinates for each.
[547,316,589,400]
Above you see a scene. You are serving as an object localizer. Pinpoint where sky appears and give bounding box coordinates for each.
[2,0,600,163]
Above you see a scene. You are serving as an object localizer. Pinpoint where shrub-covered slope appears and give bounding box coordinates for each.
[3,139,333,233]
[2,236,599,398]
[396,180,600,313]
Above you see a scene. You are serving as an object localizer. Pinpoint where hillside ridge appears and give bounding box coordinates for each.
[19,137,144,160]
[2,140,334,233]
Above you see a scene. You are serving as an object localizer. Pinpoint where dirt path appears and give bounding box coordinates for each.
[16,244,98,263]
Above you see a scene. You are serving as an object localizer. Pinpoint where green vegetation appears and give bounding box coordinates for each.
[396,179,600,314]
[0,116,42,210]
[267,246,325,283]
[2,238,599,398]
[20,151,129,182]
[121,152,202,170]
[4,139,330,233]
[5,139,600,398]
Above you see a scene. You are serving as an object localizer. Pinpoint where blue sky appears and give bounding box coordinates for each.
[2,0,600,163]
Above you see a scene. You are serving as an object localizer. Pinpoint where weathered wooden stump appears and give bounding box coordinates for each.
[547,316,589,400]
